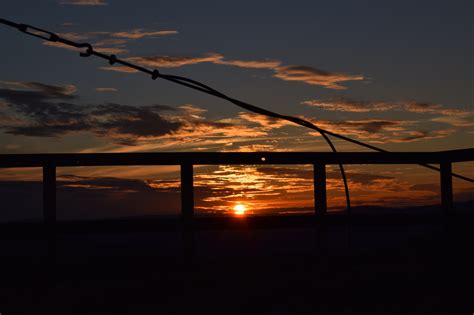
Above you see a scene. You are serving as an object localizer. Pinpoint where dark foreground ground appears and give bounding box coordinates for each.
[0,209,473,314]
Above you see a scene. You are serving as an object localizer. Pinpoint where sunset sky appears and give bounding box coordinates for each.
[0,0,473,221]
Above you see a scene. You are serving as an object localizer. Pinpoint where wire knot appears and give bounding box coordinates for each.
[18,24,27,32]
[109,54,117,65]
[79,44,93,57]
[151,69,160,80]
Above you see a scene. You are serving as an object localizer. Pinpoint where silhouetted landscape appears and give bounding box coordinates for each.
[1,203,473,314]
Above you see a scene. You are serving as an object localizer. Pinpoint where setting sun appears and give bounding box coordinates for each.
[233,204,247,215]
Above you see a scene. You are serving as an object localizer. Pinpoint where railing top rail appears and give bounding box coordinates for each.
[0,149,472,168]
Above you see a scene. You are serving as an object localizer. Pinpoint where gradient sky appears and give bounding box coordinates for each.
[0,0,473,220]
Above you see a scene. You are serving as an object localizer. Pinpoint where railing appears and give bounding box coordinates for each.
[0,149,473,226]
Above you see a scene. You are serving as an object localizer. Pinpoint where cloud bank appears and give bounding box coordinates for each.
[1,81,463,151]
[303,98,474,127]
[102,53,365,90]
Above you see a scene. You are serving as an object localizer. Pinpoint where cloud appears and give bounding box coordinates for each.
[125,53,224,68]
[308,118,458,143]
[303,98,474,128]
[59,0,107,5]
[0,82,182,144]
[0,81,271,147]
[273,66,365,90]
[255,166,396,186]
[0,81,81,133]
[238,112,293,130]
[110,30,178,39]
[215,59,282,69]
[391,129,456,143]
[305,118,425,143]
[0,176,183,222]
[302,98,396,112]
[88,103,182,145]
[0,81,77,96]
[430,111,474,127]
[50,30,177,42]
[101,53,364,90]
[44,38,129,55]
[42,27,177,56]
[93,47,130,54]
[99,66,140,73]
[303,98,451,114]
[101,54,224,72]
[229,144,281,152]
[409,183,439,193]
[96,87,118,92]
[119,54,282,70]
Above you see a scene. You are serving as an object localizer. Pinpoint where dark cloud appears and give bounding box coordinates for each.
[409,183,439,193]
[0,82,182,144]
[397,131,431,142]
[0,82,77,119]
[336,120,401,134]
[8,121,90,137]
[88,103,181,145]
[60,174,157,193]
[392,129,455,143]
[0,81,261,147]
[0,176,181,222]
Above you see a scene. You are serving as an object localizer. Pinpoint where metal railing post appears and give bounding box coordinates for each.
[440,162,453,214]
[180,163,194,220]
[42,163,56,229]
[314,163,327,216]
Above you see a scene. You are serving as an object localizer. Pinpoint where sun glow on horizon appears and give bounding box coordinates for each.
[233,203,247,216]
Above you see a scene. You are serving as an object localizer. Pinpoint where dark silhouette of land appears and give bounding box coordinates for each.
[0,205,473,314]
[0,150,473,314]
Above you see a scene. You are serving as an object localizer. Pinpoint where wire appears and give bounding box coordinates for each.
[0,19,472,213]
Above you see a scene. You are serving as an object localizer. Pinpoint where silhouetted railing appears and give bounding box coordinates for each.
[0,149,473,226]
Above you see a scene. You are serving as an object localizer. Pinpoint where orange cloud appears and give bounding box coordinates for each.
[44,38,129,55]
[95,87,118,92]
[303,98,396,112]
[102,54,283,72]
[42,28,176,56]
[100,53,365,90]
[110,30,178,39]
[303,98,474,127]
[274,66,365,90]
[124,53,224,68]
[238,112,293,130]
[215,59,281,69]
[99,66,139,73]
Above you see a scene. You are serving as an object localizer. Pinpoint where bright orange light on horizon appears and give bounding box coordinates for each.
[233,204,247,215]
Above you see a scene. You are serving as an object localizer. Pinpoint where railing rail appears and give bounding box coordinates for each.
[0,149,473,167]
[0,149,473,226]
